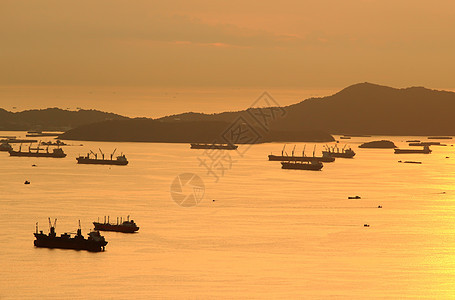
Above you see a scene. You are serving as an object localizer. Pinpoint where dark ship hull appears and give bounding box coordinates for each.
[281,161,323,170]
[394,149,431,154]
[190,143,238,150]
[9,151,66,158]
[268,155,335,162]
[76,157,128,165]
[322,151,355,158]
[34,234,107,252]
[93,222,139,233]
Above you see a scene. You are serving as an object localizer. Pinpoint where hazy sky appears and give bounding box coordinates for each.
[1,0,454,115]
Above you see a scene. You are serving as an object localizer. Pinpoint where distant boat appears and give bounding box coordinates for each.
[1,138,38,144]
[398,160,422,164]
[281,160,323,171]
[93,216,139,233]
[409,142,441,146]
[9,144,66,158]
[269,144,335,162]
[322,145,355,158]
[394,145,431,154]
[190,143,238,150]
[26,132,61,137]
[76,148,128,165]
[428,136,452,140]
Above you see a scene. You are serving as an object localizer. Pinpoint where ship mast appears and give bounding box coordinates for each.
[99,148,105,160]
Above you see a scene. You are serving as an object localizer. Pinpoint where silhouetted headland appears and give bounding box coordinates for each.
[7,82,455,143]
[158,82,455,136]
[0,108,127,131]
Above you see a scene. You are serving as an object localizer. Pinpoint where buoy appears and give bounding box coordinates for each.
[212,199,215,202]
[378,205,382,208]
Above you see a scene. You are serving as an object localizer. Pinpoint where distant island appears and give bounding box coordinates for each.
[4,82,455,143]
[0,108,127,131]
[359,140,397,148]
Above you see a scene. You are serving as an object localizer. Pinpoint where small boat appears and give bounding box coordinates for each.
[281,160,323,171]
[93,216,139,233]
[398,160,422,164]
[34,219,107,252]
[322,144,355,158]
[394,145,431,154]
[77,148,128,165]
[348,196,361,199]
[190,143,238,150]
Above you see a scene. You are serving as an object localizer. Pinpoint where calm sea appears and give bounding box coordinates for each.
[1,131,455,299]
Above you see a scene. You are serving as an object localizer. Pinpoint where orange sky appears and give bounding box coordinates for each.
[1,0,454,116]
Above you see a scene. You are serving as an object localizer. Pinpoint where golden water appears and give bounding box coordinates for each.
[1,132,455,298]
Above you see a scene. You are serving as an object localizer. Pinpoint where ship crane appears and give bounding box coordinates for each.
[281,144,286,156]
[90,150,97,159]
[99,148,105,160]
[48,217,57,236]
[111,148,117,160]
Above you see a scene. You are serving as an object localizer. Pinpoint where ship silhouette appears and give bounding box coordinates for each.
[77,148,128,165]
[34,218,107,252]
[93,216,139,233]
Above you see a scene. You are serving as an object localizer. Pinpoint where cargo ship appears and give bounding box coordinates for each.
[34,218,107,252]
[281,160,323,170]
[394,145,432,154]
[322,145,356,158]
[269,144,335,162]
[9,144,66,158]
[76,149,128,165]
[93,216,139,233]
[190,143,238,150]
